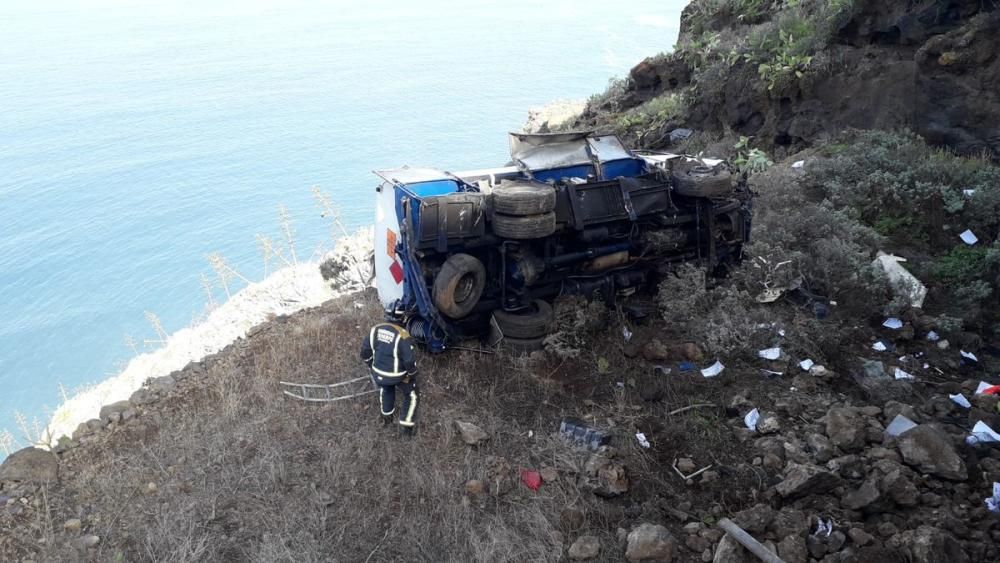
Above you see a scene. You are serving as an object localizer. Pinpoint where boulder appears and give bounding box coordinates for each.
[895,526,969,563]
[712,534,753,563]
[99,400,131,422]
[806,433,835,463]
[775,463,842,499]
[568,535,601,560]
[825,408,866,451]
[454,421,489,446]
[129,387,154,405]
[777,535,808,563]
[626,523,677,562]
[769,508,809,539]
[841,478,881,510]
[732,504,774,534]
[0,447,57,483]
[896,425,967,480]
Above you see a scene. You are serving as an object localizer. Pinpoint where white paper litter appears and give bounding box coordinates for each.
[701,360,725,378]
[986,483,1000,513]
[950,394,972,409]
[744,408,760,431]
[968,421,1000,444]
[960,350,978,362]
[799,359,814,371]
[758,347,781,360]
[622,327,632,342]
[926,330,940,342]
[885,414,918,437]
[635,432,650,448]
[975,381,994,394]
[792,160,805,169]
[778,329,786,337]
[872,341,887,352]
[653,365,671,375]
[963,188,976,197]
[894,367,915,380]
[883,317,903,329]
[760,369,784,377]
[959,229,979,245]
[813,518,833,537]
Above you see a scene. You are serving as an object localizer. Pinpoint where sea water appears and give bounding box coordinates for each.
[0,0,685,454]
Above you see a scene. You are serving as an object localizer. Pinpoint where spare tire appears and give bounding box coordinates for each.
[671,164,733,198]
[493,299,554,339]
[492,212,556,239]
[492,184,557,216]
[432,253,486,319]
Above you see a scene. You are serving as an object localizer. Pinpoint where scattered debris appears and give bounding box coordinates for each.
[883,317,903,329]
[960,350,978,362]
[717,518,785,563]
[967,421,1000,444]
[622,327,632,342]
[559,419,611,451]
[926,330,940,342]
[635,432,651,449]
[949,394,972,408]
[701,360,725,378]
[799,359,814,371]
[668,403,716,416]
[813,518,834,538]
[520,469,542,491]
[758,347,781,360]
[872,341,888,352]
[975,381,995,394]
[672,458,713,481]
[885,414,918,437]
[959,229,978,245]
[792,160,805,169]
[652,365,671,375]
[986,483,1000,513]
[744,408,760,431]
[873,252,927,308]
[760,369,784,378]
[963,188,976,197]
[894,367,915,380]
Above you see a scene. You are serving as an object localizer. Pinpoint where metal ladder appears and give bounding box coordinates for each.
[279,376,376,403]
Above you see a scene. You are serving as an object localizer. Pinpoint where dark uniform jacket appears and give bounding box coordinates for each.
[360,323,418,384]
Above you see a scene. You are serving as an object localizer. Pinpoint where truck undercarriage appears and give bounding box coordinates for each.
[373,132,753,352]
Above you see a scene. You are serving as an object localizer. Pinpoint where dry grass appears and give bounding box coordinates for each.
[3,290,786,562]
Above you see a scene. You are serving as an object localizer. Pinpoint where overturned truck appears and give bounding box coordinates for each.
[373,132,753,352]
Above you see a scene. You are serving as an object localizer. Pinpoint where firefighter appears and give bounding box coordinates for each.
[360,319,420,437]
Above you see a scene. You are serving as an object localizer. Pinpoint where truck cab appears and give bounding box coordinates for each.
[374,132,752,352]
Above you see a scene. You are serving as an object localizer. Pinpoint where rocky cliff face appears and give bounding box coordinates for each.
[580,0,999,158]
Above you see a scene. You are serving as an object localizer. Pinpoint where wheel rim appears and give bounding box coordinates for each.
[454,273,477,304]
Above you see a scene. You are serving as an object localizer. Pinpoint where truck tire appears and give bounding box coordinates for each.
[493,299,553,339]
[671,165,733,198]
[433,253,486,319]
[492,184,556,216]
[504,335,546,354]
[492,212,556,239]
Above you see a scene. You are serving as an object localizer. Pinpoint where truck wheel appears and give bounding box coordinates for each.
[492,184,556,216]
[493,299,553,339]
[433,253,486,319]
[671,164,733,198]
[492,212,556,239]
[504,335,546,354]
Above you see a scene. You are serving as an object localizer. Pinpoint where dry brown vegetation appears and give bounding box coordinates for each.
[1,288,785,562]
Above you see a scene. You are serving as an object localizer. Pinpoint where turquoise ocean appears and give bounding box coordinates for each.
[0,0,684,453]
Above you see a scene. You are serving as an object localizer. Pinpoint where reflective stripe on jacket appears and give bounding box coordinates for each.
[360,323,417,382]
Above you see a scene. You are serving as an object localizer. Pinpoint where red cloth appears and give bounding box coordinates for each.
[983,385,1000,396]
[520,469,542,491]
